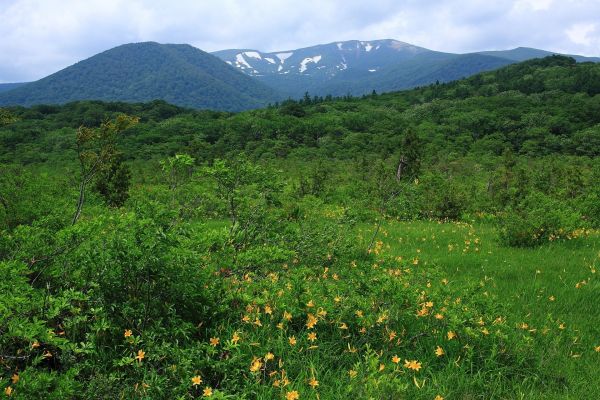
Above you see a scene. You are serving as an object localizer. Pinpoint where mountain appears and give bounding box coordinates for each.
[213,40,599,97]
[0,83,28,93]
[0,42,280,111]
[478,47,600,63]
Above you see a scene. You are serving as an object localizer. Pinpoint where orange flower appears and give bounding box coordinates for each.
[191,375,202,386]
[286,390,300,400]
[232,332,241,344]
[10,374,19,384]
[447,331,456,340]
[289,336,297,346]
[392,355,401,364]
[435,346,445,357]
[308,332,317,342]
[249,358,263,372]
[209,337,220,347]
[4,387,13,397]
[135,349,145,363]
[124,329,133,338]
[404,359,422,371]
[203,386,213,397]
[308,377,319,388]
[306,314,318,329]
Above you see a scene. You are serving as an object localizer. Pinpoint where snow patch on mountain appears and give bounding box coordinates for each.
[365,43,373,52]
[244,51,262,59]
[276,52,293,63]
[299,55,322,73]
[265,57,276,64]
[337,42,343,50]
[235,54,252,69]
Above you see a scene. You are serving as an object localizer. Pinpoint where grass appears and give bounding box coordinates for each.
[364,220,600,398]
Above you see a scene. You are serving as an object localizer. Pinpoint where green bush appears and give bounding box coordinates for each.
[498,191,586,247]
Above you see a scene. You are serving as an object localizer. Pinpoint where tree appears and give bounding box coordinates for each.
[0,108,17,125]
[93,154,132,207]
[72,114,138,224]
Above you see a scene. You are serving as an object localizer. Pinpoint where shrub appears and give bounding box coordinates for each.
[497,191,586,247]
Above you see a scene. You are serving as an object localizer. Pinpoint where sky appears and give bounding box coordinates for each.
[1,0,599,83]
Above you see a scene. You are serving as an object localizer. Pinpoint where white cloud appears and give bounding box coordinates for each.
[0,0,599,82]
[566,23,597,46]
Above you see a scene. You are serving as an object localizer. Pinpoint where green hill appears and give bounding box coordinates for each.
[0,42,280,111]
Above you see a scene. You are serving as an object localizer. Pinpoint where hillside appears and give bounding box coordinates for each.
[1,55,599,400]
[0,42,280,111]
[0,82,27,93]
[2,55,599,165]
[213,40,599,97]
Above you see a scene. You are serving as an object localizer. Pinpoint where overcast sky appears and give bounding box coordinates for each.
[1,0,599,83]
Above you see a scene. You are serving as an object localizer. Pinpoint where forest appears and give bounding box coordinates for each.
[0,55,599,399]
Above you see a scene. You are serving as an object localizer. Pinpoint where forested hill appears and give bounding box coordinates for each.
[0,42,280,111]
[1,55,599,165]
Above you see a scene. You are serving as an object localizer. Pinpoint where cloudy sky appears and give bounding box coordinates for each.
[1,0,599,82]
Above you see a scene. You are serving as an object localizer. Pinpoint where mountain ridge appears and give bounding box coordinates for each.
[0,42,279,111]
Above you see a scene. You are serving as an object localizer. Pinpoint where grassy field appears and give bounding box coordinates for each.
[360,220,600,398]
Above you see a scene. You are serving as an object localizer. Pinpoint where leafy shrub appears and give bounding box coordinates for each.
[498,191,586,247]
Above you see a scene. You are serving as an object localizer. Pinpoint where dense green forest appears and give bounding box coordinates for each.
[1,56,599,399]
[0,43,279,111]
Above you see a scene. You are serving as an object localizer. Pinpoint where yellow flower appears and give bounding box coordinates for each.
[242,315,251,323]
[308,332,317,342]
[124,329,133,338]
[348,369,358,378]
[249,358,263,372]
[404,359,422,371]
[447,331,456,340]
[283,311,292,321]
[306,314,318,329]
[286,390,300,400]
[135,349,145,363]
[481,328,490,335]
[289,336,297,346]
[10,374,19,384]
[355,310,364,318]
[4,387,13,397]
[209,337,220,347]
[339,323,348,330]
[309,377,319,388]
[253,318,262,327]
[434,313,444,320]
[435,396,444,400]
[425,301,433,308]
[435,346,445,357]
[334,296,341,303]
[594,345,600,352]
[392,355,401,364]
[265,352,275,361]
[191,375,202,386]
[379,363,385,371]
[548,296,555,301]
[388,331,397,341]
[307,300,315,308]
[203,386,213,397]
[264,305,273,315]
[232,332,241,344]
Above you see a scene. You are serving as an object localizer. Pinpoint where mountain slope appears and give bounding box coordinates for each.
[213,40,599,98]
[478,47,600,63]
[0,42,280,111]
[0,83,28,93]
